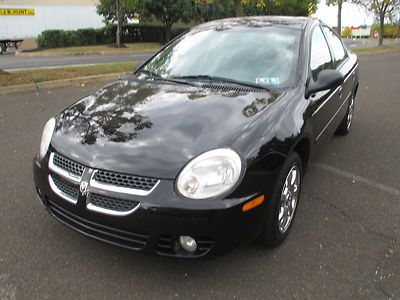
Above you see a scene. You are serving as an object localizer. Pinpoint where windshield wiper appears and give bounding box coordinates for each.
[171,75,271,91]
[135,69,194,86]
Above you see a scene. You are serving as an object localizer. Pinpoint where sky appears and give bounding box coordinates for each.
[315,2,375,28]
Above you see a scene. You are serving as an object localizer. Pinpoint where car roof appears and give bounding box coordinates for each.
[194,16,313,31]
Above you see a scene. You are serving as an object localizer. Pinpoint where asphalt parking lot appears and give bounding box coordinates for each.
[0,51,399,299]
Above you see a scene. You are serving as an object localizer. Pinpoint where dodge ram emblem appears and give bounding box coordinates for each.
[80,181,89,196]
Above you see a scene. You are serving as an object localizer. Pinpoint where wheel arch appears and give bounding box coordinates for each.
[292,137,311,173]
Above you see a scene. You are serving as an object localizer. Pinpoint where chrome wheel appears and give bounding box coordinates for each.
[347,96,354,130]
[278,165,300,233]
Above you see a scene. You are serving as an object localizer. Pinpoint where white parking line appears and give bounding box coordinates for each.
[312,163,400,198]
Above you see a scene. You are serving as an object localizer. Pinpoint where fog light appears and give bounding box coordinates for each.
[179,236,197,253]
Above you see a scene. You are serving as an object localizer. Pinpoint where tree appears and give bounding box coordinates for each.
[388,4,400,37]
[194,0,319,23]
[141,0,193,42]
[235,0,244,16]
[243,0,318,16]
[342,26,353,37]
[196,0,317,19]
[237,0,265,16]
[354,0,400,45]
[194,0,235,22]
[327,0,345,35]
[97,0,138,48]
[397,8,400,37]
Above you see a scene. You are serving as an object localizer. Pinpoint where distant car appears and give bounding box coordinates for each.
[33,16,359,258]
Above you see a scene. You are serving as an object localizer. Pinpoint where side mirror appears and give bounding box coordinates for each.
[134,60,146,73]
[306,69,344,98]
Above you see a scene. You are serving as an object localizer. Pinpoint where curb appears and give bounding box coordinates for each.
[0,72,128,95]
[15,51,107,57]
[15,49,159,57]
[354,49,400,55]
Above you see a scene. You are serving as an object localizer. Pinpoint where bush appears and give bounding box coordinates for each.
[75,29,98,46]
[341,27,352,38]
[37,30,69,48]
[37,24,190,49]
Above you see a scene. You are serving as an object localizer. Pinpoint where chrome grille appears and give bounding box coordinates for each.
[49,152,159,214]
[53,153,85,177]
[52,176,79,200]
[89,194,139,213]
[93,170,158,192]
[49,175,79,204]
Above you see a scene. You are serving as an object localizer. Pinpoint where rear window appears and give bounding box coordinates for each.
[322,26,348,68]
[310,26,333,81]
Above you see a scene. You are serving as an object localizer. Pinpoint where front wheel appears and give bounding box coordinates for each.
[258,152,302,247]
[336,95,355,135]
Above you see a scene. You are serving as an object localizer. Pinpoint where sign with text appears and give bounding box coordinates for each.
[0,8,35,16]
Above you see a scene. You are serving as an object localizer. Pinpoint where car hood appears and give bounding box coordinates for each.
[51,79,282,179]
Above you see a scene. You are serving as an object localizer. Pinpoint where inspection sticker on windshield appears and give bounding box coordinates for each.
[256,77,280,85]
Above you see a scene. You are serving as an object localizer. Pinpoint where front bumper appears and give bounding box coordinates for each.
[33,153,271,258]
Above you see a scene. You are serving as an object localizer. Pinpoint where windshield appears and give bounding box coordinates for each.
[138,26,301,89]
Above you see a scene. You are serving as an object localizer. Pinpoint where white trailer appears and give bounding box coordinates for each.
[0,1,104,54]
[351,27,371,38]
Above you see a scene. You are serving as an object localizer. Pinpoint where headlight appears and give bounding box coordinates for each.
[39,117,56,160]
[176,148,243,199]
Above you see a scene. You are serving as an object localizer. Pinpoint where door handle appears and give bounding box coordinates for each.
[338,86,343,98]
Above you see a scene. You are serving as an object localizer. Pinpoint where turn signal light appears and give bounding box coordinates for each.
[242,195,265,212]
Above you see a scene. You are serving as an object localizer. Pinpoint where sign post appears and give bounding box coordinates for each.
[308,2,313,17]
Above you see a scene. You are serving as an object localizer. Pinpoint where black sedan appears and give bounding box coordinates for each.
[33,16,359,258]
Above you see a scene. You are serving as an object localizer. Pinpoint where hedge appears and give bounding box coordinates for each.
[371,24,400,38]
[37,24,190,48]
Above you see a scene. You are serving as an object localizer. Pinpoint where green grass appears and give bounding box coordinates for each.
[18,43,161,56]
[351,45,400,55]
[0,62,137,87]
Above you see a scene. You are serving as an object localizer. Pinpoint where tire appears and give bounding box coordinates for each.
[336,94,355,135]
[0,43,4,55]
[258,152,302,247]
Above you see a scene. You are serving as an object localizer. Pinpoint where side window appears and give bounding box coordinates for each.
[322,26,348,68]
[310,27,333,81]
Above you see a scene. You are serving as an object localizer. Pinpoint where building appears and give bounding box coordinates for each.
[0,0,103,40]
